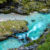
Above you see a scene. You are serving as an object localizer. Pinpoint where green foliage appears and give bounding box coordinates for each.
[2,9,11,14]
[24,35,45,47]
[45,33,50,42]
[37,42,50,50]
[46,0,50,6]
[13,0,19,3]
[25,31,50,49]
[21,1,47,14]
[0,0,7,4]
[12,0,48,14]
[0,20,28,36]
[0,0,50,14]
[35,35,44,44]
[24,41,34,47]
[37,32,50,50]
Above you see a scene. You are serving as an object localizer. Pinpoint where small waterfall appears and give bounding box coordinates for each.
[27,29,33,36]
[27,22,47,40]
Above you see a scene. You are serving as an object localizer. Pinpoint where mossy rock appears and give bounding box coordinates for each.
[0,0,7,4]
[0,20,28,40]
[8,48,18,50]
[37,42,50,50]
[24,41,34,47]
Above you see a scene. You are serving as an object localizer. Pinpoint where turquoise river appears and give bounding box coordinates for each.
[0,12,50,50]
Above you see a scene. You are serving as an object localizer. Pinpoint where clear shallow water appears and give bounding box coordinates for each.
[16,12,50,40]
[26,12,50,40]
[0,38,23,50]
[0,12,50,50]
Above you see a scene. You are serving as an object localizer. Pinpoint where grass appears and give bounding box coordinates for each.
[37,29,50,50]
[12,0,48,14]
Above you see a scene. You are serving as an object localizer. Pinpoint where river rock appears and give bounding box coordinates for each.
[8,48,18,50]
[14,5,27,14]
[0,36,8,41]
[39,9,50,13]
[31,20,35,22]
[0,20,28,41]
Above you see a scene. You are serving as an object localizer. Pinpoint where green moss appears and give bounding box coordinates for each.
[0,0,50,14]
[0,0,7,4]
[37,42,50,50]
[24,41,34,47]
[13,0,19,3]
[37,31,50,50]
[20,1,47,14]
[35,35,44,44]
[24,35,45,47]
[0,20,28,36]
[46,0,50,6]
[3,9,11,14]
[8,48,18,50]
[45,33,50,42]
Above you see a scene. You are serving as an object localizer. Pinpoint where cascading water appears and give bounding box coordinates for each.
[25,12,50,40]
[27,22,47,40]
[0,12,50,50]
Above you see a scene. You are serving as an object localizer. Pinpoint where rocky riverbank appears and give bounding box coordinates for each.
[39,9,50,13]
[0,0,50,14]
[23,28,50,50]
[0,20,28,41]
[7,28,50,50]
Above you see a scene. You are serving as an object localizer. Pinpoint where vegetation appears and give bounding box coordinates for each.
[37,32,50,50]
[1,9,11,14]
[8,48,17,50]
[25,28,50,50]
[0,0,50,14]
[0,0,7,4]
[46,0,50,6]
[24,35,44,47]
[0,20,28,36]
[37,42,50,50]
[24,41,34,47]
[0,0,50,49]
[13,0,48,14]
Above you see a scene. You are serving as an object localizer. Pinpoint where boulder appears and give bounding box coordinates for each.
[0,20,28,41]
[8,48,18,50]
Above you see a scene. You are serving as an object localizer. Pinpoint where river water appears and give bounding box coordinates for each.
[0,12,50,50]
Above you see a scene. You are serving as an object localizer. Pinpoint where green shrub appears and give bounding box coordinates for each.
[0,0,7,4]
[24,41,34,47]
[45,33,50,42]
[0,20,28,36]
[37,42,50,50]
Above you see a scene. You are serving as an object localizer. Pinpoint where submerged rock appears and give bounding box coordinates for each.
[44,28,48,32]
[31,20,35,22]
[8,48,18,50]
